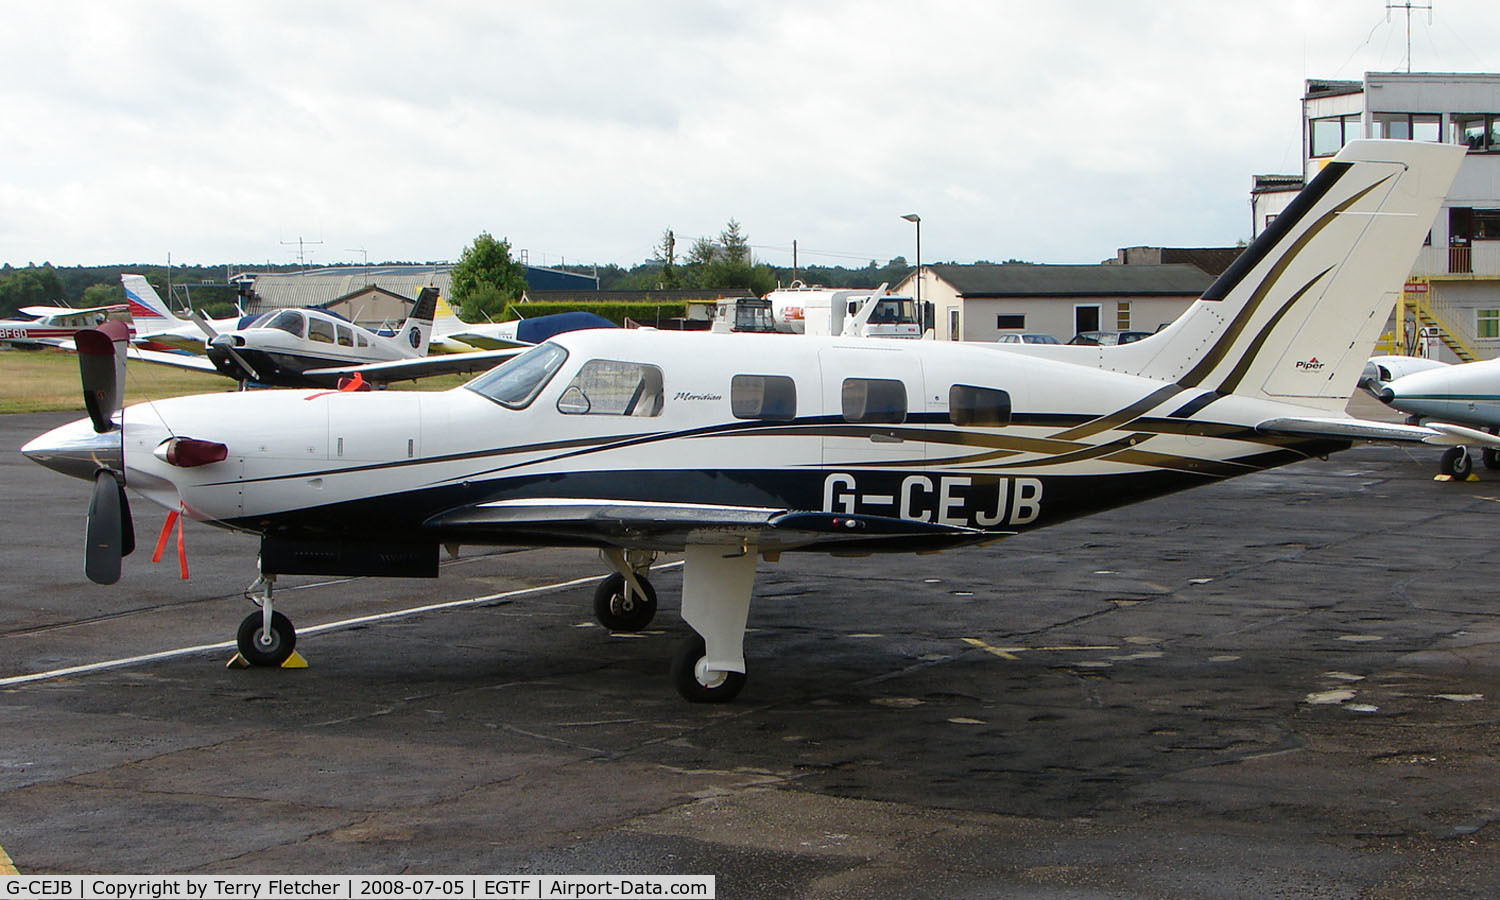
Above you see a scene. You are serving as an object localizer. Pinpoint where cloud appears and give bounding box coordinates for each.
[3,0,1498,267]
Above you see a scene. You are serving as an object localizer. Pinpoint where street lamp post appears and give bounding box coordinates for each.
[901,213,922,332]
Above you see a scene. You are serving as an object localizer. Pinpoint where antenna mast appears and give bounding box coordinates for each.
[1387,1,1433,73]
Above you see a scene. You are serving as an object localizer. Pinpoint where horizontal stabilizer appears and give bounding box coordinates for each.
[1257,416,1500,447]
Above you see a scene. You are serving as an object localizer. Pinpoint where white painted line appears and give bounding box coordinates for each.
[0,562,684,689]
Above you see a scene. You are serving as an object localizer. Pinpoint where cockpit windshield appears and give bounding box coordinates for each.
[465,342,569,409]
[264,310,305,337]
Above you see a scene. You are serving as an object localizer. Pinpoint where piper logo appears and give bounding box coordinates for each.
[1294,357,1325,372]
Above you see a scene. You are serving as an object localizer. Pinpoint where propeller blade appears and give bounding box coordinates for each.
[86,470,129,584]
[76,321,131,433]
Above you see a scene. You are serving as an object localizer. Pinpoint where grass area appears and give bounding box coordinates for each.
[0,347,472,414]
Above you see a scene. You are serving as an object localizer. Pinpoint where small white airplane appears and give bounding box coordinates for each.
[1363,354,1500,478]
[0,303,132,347]
[23,140,1494,703]
[124,279,531,387]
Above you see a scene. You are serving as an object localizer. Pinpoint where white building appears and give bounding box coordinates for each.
[1254,72,1500,361]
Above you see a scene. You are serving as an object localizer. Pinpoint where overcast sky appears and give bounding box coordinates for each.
[1,0,1495,272]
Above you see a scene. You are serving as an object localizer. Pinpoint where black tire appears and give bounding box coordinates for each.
[671,633,746,703]
[1440,446,1474,480]
[1484,448,1500,471]
[593,573,658,631]
[237,610,297,667]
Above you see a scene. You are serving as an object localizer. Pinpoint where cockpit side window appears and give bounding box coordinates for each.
[308,317,336,344]
[465,342,569,409]
[266,310,305,338]
[556,359,665,417]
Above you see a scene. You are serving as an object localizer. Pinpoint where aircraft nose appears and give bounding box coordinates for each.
[21,417,123,480]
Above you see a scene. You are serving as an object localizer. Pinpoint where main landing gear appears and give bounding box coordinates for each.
[1437,433,1500,481]
[596,544,760,704]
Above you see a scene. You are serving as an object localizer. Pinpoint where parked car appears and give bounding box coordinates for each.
[995,332,1061,345]
[1067,330,1153,346]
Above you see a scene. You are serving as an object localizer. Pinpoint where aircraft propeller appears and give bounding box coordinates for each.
[75,321,136,584]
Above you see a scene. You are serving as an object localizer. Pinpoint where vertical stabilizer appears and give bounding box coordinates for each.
[120,274,188,328]
[1100,140,1464,411]
[394,287,438,357]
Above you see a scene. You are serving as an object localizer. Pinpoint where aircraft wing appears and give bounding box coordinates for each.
[125,346,220,372]
[302,346,530,385]
[423,498,997,553]
[1257,416,1500,448]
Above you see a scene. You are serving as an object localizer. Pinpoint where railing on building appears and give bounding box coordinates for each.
[1413,243,1500,278]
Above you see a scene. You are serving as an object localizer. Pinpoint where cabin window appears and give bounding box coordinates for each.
[336,324,354,347]
[841,378,906,424]
[265,310,304,338]
[557,359,665,417]
[731,374,796,421]
[465,342,568,409]
[308,318,336,344]
[949,384,1012,426]
[356,333,370,348]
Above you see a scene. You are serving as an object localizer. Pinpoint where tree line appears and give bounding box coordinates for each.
[4,219,925,323]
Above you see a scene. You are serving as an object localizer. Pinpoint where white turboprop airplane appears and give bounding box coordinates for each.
[1363,355,1500,478]
[23,140,1495,703]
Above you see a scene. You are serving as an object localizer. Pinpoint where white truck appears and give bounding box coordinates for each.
[763,281,924,339]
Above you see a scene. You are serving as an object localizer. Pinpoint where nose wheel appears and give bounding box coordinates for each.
[593,572,658,632]
[236,610,297,667]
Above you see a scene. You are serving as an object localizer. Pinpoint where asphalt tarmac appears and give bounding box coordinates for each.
[3,403,1498,899]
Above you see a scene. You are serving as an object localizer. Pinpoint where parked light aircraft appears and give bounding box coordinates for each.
[0,304,132,347]
[431,297,617,352]
[1363,354,1500,477]
[24,140,1495,703]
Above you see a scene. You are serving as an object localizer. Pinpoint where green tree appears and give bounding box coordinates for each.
[81,282,123,307]
[450,232,528,322]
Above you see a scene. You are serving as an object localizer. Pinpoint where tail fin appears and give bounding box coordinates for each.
[1104,140,1464,411]
[120,274,188,328]
[395,287,438,356]
[433,293,464,335]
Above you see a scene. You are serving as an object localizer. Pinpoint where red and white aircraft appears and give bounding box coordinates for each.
[23,141,1491,702]
[0,303,132,347]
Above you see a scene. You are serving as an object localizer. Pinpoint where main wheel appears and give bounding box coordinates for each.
[1440,446,1474,480]
[593,573,658,632]
[236,610,297,667]
[1484,447,1500,471]
[671,633,746,703]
